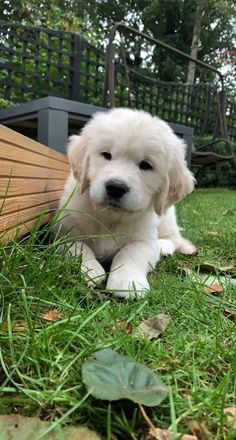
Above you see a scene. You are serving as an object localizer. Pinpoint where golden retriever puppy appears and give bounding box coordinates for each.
[55,108,196,298]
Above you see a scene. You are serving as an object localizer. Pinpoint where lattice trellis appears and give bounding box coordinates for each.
[0,21,235,142]
[227,100,236,142]
[114,67,219,137]
[0,22,106,106]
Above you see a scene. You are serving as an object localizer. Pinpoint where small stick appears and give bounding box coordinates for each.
[138,403,157,432]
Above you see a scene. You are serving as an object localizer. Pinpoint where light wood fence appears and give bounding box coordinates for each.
[0,125,69,243]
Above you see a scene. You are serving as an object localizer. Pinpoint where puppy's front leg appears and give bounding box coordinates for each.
[106,241,160,299]
[66,242,106,286]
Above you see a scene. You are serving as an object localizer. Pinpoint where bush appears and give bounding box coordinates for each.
[192,136,236,188]
[0,98,15,109]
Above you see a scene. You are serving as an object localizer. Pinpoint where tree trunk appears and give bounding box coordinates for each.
[187,0,204,84]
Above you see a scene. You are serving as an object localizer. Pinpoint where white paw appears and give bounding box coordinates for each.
[176,238,197,255]
[82,260,106,286]
[106,271,150,299]
[158,239,176,256]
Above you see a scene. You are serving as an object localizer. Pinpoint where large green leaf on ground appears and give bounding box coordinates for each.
[82,348,167,407]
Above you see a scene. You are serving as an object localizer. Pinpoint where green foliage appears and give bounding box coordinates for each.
[193,161,236,188]
[1,0,235,83]
[0,189,236,438]
[192,136,236,188]
[141,0,236,83]
[0,1,83,32]
[0,98,15,109]
[1,1,235,140]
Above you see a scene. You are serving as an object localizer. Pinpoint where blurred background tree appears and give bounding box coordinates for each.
[1,0,235,88]
[1,0,235,187]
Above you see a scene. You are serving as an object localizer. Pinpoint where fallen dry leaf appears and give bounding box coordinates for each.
[0,414,100,439]
[223,309,236,321]
[178,436,197,440]
[203,283,224,295]
[190,421,212,439]
[0,320,28,333]
[137,314,171,340]
[87,292,110,301]
[149,427,197,439]
[149,428,172,440]
[112,319,133,334]
[178,265,194,277]
[224,406,236,430]
[204,230,219,236]
[199,262,235,276]
[41,309,62,322]
[178,263,236,292]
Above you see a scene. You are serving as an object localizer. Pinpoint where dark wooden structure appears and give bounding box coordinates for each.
[103,23,235,169]
[0,96,193,167]
[0,21,235,144]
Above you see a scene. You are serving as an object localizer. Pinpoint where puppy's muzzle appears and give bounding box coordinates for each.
[105,179,129,199]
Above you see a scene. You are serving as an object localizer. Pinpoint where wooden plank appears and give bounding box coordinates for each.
[0,200,59,231]
[0,125,71,242]
[1,160,69,179]
[0,190,62,215]
[0,141,70,172]
[0,125,69,164]
[0,213,52,244]
[0,178,66,197]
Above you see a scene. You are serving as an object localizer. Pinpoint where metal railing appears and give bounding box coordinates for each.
[0,21,235,142]
[103,22,230,141]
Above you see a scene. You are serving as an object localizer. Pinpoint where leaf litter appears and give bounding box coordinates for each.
[204,230,219,236]
[148,427,197,439]
[179,262,236,320]
[189,421,212,439]
[203,283,224,295]
[224,406,236,430]
[112,318,133,333]
[0,320,28,333]
[137,314,171,340]
[179,259,235,276]
[40,309,62,321]
[0,414,100,440]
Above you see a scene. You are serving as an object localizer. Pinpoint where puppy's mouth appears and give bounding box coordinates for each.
[94,197,142,214]
[104,197,141,214]
[105,198,124,209]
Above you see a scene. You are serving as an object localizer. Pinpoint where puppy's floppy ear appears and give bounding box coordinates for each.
[155,136,195,215]
[67,134,89,194]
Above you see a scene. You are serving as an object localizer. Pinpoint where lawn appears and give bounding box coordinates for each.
[0,188,235,439]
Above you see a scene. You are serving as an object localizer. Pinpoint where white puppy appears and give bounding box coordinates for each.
[55,108,196,298]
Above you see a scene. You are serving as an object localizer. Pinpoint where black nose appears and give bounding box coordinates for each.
[105,180,129,199]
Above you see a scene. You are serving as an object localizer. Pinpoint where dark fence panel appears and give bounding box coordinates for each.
[227,99,236,142]
[115,68,219,137]
[0,21,235,142]
[0,24,74,102]
[0,22,106,106]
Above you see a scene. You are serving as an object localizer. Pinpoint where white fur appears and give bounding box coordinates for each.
[55,108,196,298]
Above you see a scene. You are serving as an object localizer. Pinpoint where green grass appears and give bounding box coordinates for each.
[0,188,236,439]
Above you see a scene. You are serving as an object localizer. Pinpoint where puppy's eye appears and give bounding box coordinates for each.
[139,160,153,171]
[101,152,112,161]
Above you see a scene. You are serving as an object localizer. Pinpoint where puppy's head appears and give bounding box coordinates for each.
[68,108,195,214]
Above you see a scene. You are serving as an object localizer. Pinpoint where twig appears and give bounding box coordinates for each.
[138,403,157,432]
